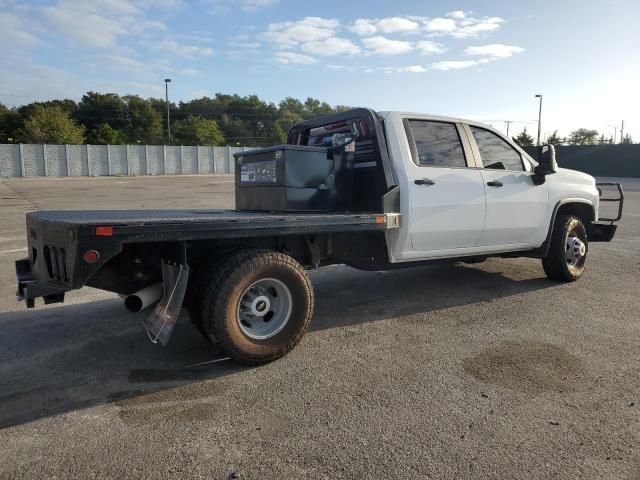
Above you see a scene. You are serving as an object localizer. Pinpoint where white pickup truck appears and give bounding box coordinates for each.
[15,108,623,364]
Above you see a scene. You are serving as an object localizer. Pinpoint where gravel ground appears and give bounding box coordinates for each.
[0,175,638,480]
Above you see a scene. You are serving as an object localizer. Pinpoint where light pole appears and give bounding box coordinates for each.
[164,78,172,145]
[535,94,543,146]
[607,124,617,144]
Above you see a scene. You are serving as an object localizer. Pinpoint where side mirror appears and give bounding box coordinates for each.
[533,144,557,185]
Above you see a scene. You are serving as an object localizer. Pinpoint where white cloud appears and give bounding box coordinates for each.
[274,51,317,64]
[99,53,170,79]
[465,44,524,58]
[376,17,420,34]
[139,0,184,8]
[431,60,478,71]
[0,10,40,48]
[349,19,377,36]
[262,17,340,47]
[397,65,427,73]
[301,37,360,56]
[350,13,505,39]
[362,36,413,55]
[453,16,504,38]
[326,64,356,71]
[446,10,467,20]
[416,40,445,55]
[228,33,261,49]
[423,17,457,33]
[0,62,81,105]
[154,39,214,57]
[33,0,165,49]
[349,17,420,36]
[97,80,164,97]
[364,65,427,74]
[205,0,277,13]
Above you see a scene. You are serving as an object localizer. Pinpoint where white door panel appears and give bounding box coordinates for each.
[410,167,486,251]
[478,170,548,246]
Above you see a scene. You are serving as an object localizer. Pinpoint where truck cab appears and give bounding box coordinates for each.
[379,111,606,262]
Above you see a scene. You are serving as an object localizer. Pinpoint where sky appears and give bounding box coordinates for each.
[1,0,639,141]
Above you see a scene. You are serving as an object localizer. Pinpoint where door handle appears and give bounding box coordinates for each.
[487,181,503,187]
[415,178,435,186]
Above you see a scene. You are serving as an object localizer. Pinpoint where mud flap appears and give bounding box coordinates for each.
[142,260,190,346]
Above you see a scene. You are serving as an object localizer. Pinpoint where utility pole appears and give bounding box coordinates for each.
[535,94,543,146]
[620,120,624,143]
[505,120,513,137]
[164,78,172,145]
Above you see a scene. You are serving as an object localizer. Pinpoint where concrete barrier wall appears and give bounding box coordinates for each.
[524,145,640,178]
[6,143,636,178]
[0,144,253,177]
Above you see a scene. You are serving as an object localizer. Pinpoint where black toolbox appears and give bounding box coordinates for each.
[234,144,354,212]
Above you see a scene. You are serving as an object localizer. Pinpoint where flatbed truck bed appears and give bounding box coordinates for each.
[16,208,401,308]
[25,209,395,240]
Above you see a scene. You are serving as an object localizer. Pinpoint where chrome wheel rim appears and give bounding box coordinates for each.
[566,234,586,267]
[237,278,292,340]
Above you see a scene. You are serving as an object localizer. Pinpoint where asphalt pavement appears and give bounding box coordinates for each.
[0,175,638,479]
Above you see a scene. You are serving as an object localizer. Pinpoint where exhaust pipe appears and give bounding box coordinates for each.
[124,283,163,313]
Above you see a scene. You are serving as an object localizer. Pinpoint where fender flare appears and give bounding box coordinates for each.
[536,199,595,258]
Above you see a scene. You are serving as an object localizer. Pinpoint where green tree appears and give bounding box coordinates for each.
[121,95,163,144]
[272,122,287,144]
[18,99,78,122]
[19,105,85,144]
[513,127,534,147]
[304,97,333,117]
[4,91,356,146]
[77,92,128,134]
[0,103,24,143]
[568,128,599,145]
[87,123,121,144]
[621,133,634,144]
[172,115,224,145]
[546,130,562,145]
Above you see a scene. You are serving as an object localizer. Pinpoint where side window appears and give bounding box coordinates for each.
[470,126,524,171]
[407,120,467,168]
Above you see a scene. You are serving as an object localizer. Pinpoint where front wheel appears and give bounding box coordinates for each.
[542,214,588,282]
[200,249,313,365]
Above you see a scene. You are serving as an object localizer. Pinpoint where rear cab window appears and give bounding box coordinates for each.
[469,126,524,171]
[405,120,468,168]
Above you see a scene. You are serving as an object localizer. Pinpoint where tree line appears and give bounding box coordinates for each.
[512,127,634,147]
[1,93,633,147]
[0,92,351,146]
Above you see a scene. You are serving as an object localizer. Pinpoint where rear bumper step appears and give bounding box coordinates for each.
[15,258,68,308]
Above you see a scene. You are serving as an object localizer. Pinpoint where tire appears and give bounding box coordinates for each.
[542,214,588,282]
[187,247,244,342]
[200,249,313,365]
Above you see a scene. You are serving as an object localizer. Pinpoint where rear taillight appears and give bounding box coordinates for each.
[83,250,100,264]
[95,226,113,236]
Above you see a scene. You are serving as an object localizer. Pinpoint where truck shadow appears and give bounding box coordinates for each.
[0,260,554,430]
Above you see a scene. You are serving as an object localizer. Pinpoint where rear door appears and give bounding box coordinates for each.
[465,125,548,247]
[405,119,486,252]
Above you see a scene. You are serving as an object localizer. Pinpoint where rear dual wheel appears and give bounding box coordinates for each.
[195,249,313,365]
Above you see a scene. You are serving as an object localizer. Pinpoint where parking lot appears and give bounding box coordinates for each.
[0,175,638,479]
